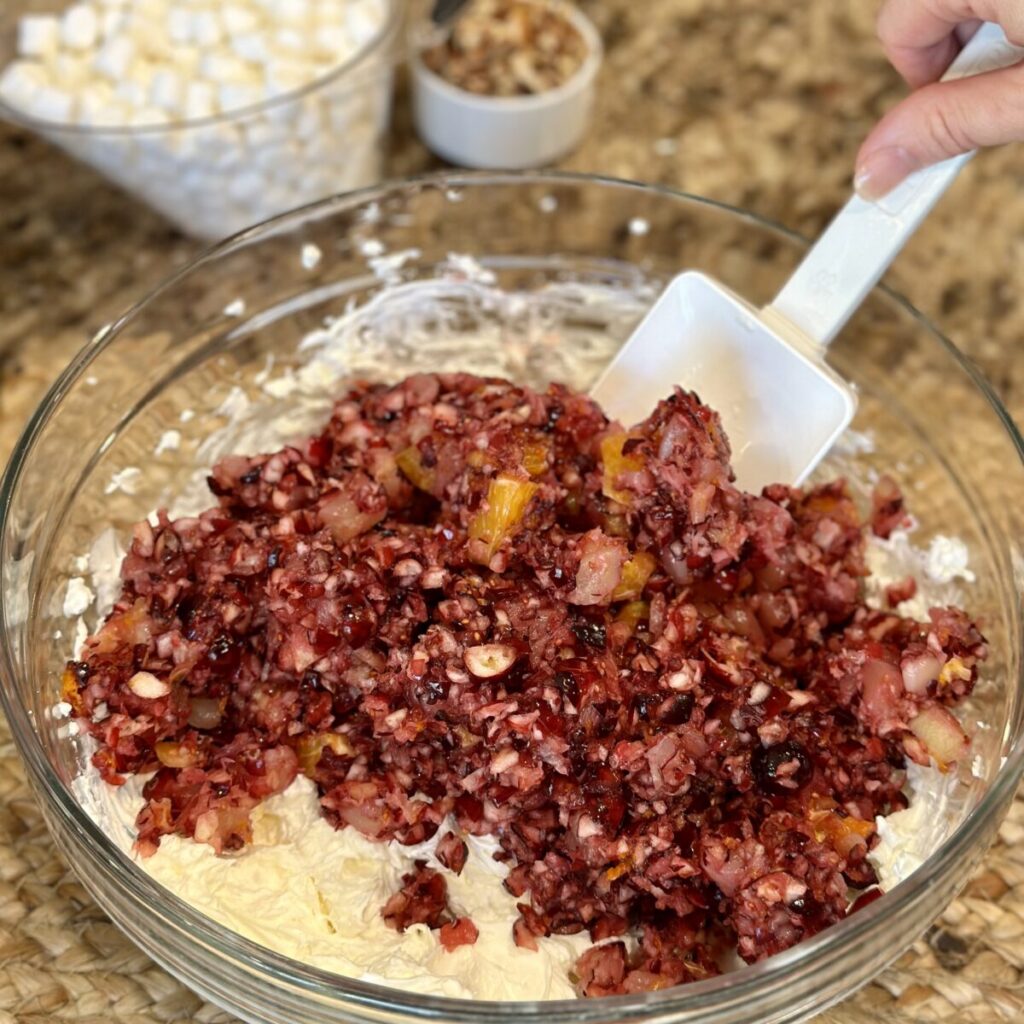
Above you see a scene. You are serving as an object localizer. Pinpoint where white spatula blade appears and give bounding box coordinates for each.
[591,272,855,492]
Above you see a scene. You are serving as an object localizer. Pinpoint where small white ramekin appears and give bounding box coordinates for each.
[410,3,603,170]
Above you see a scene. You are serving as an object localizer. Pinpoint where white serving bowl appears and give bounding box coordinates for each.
[411,3,602,169]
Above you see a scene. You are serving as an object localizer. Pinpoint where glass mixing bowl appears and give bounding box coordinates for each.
[1,172,1022,1024]
[0,0,401,239]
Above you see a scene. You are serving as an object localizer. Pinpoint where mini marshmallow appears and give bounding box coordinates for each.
[313,24,350,58]
[218,82,263,112]
[169,44,201,74]
[183,79,217,119]
[250,137,288,174]
[345,3,382,48]
[269,0,312,25]
[53,53,92,88]
[227,168,264,203]
[311,56,341,81]
[28,85,76,123]
[166,7,192,45]
[128,105,170,127]
[243,117,280,148]
[93,35,135,80]
[264,57,309,95]
[230,32,270,64]
[164,127,200,159]
[115,76,149,109]
[274,27,306,53]
[149,68,183,111]
[0,61,48,107]
[274,148,310,181]
[18,15,61,60]
[221,5,261,35]
[295,102,323,140]
[100,7,128,37]
[126,0,166,20]
[126,21,181,64]
[61,4,100,52]
[135,157,178,190]
[190,10,223,48]
[76,81,125,125]
[199,51,256,83]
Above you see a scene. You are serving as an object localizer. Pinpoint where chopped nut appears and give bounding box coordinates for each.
[464,643,518,677]
[490,747,520,773]
[422,0,588,97]
[128,671,170,699]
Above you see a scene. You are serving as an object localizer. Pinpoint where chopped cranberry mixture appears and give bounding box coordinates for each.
[440,916,481,951]
[382,862,452,932]
[64,373,985,996]
[436,830,469,875]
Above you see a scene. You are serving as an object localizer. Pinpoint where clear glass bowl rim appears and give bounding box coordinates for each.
[2,169,1023,1020]
[0,0,403,136]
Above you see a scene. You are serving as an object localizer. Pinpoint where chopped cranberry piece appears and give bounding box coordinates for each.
[659,692,695,725]
[871,475,909,538]
[751,741,813,793]
[513,916,539,951]
[575,942,627,998]
[849,887,884,913]
[382,864,450,932]
[436,831,469,875]
[572,620,607,649]
[439,916,479,951]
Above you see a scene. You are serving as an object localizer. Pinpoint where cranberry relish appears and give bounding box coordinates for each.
[65,373,985,996]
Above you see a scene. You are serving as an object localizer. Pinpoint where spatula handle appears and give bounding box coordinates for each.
[767,22,1024,348]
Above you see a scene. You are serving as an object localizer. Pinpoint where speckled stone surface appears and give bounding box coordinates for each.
[1,2,1023,1023]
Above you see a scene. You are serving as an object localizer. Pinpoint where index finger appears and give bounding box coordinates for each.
[876,0,1021,86]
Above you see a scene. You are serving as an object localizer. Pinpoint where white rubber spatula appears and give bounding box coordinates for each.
[592,23,1023,492]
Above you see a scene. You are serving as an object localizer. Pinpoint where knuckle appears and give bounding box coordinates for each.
[922,92,975,154]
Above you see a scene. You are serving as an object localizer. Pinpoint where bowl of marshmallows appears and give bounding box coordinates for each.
[0,0,401,239]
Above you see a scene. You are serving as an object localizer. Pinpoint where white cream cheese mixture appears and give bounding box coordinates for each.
[74,772,589,1000]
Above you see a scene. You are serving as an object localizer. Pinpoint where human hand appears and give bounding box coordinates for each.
[855,0,1024,200]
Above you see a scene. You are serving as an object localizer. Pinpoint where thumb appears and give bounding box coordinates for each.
[854,63,1024,200]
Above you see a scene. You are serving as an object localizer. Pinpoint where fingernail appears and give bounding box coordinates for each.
[854,146,918,201]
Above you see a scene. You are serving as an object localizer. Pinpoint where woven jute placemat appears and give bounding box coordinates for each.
[2,1,1023,1021]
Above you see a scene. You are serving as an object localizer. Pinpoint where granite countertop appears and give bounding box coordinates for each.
[1,2,1022,1022]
